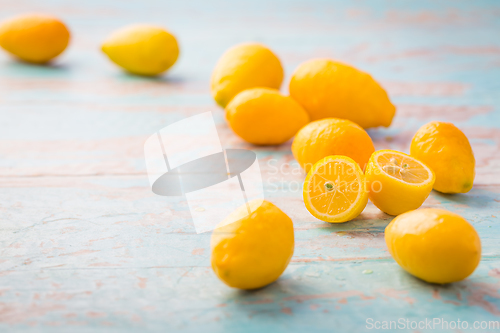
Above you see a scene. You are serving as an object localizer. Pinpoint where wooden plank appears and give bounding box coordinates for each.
[1,0,500,331]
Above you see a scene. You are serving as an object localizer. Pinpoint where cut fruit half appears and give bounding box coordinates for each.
[303,155,368,223]
[365,150,435,216]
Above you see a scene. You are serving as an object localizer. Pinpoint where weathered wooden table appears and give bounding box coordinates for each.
[1,0,500,332]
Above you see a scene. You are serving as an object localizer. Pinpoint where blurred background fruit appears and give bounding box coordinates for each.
[0,13,70,63]
[292,118,375,172]
[365,150,435,215]
[211,200,294,290]
[101,24,179,76]
[211,42,283,107]
[303,155,368,223]
[289,59,395,128]
[410,121,475,193]
[225,88,309,145]
[385,208,481,284]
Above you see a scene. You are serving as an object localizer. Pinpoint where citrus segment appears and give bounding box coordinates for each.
[365,150,435,216]
[303,155,368,223]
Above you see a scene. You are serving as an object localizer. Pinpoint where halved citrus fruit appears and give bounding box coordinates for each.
[303,155,368,223]
[365,150,435,216]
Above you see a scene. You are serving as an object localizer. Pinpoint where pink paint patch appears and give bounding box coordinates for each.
[281,307,292,315]
[59,250,99,257]
[88,262,120,267]
[431,288,461,306]
[191,248,205,255]
[467,282,500,316]
[137,277,147,289]
[396,105,493,122]
[87,311,106,318]
[432,289,440,300]
[489,269,500,279]
[383,82,469,97]
[291,256,391,263]
[375,288,416,305]
[283,290,371,303]
[240,299,274,305]
[309,304,320,310]
[0,302,66,324]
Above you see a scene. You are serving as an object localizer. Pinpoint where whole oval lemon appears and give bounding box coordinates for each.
[226,88,309,145]
[0,14,70,63]
[102,24,179,76]
[292,118,375,172]
[289,59,396,128]
[211,200,294,290]
[385,208,481,284]
[211,43,284,107]
[410,121,475,193]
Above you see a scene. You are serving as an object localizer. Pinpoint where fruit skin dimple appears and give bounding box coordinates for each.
[385,208,481,284]
[211,200,294,290]
[289,59,396,128]
[365,150,435,216]
[0,14,70,63]
[292,118,375,172]
[225,88,309,145]
[101,24,179,76]
[211,43,284,107]
[410,121,475,193]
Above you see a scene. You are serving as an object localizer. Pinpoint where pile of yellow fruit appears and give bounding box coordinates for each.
[0,13,482,291]
[210,42,480,289]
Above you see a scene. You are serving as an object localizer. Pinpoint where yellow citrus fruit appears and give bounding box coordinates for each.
[0,14,70,63]
[292,118,375,172]
[101,24,179,76]
[225,88,309,145]
[211,200,294,290]
[385,208,481,284]
[410,121,475,194]
[211,43,284,107]
[303,155,368,223]
[289,59,396,128]
[365,150,435,216]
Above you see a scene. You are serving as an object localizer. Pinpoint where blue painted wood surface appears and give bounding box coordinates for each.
[1,0,500,332]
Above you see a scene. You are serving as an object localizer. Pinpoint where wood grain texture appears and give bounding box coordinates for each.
[0,0,499,331]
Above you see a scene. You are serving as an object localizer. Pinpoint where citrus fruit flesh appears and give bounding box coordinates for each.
[211,200,294,290]
[225,88,309,145]
[289,58,395,128]
[365,150,435,216]
[385,208,481,284]
[303,155,368,223]
[101,24,179,76]
[292,118,375,173]
[410,121,475,193]
[211,43,284,107]
[0,14,70,63]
